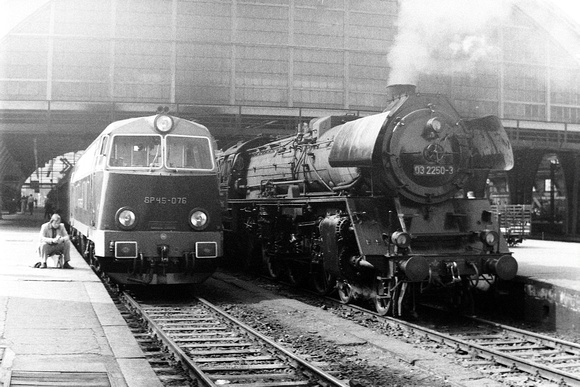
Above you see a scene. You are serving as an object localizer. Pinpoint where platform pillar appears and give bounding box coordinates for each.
[559,152,580,236]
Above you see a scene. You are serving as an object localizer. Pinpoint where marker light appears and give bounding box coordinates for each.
[391,231,411,248]
[480,230,499,246]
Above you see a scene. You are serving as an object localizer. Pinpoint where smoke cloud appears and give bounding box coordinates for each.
[387,0,515,85]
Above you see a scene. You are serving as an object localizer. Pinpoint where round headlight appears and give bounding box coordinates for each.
[154,114,174,133]
[189,209,208,230]
[480,231,499,246]
[427,117,442,132]
[116,207,137,230]
[391,231,411,248]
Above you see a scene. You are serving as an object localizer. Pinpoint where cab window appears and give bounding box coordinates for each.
[109,135,162,168]
[166,135,214,170]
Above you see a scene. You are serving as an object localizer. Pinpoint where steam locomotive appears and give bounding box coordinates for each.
[218,84,517,315]
[67,112,222,285]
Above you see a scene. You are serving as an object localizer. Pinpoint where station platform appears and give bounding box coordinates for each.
[507,239,580,333]
[0,209,162,387]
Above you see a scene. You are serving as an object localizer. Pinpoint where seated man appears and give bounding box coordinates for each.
[39,214,73,269]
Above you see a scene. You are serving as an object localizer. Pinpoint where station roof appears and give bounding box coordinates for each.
[0,0,50,41]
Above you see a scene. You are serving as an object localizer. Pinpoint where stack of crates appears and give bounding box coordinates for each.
[490,204,532,246]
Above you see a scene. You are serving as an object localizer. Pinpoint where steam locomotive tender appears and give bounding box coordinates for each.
[69,113,222,285]
[219,84,517,315]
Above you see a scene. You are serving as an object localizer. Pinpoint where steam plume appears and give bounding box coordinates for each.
[387,0,515,85]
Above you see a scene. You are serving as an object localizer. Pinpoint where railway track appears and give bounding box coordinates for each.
[108,286,195,386]
[120,292,347,387]
[325,295,580,386]
[241,272,580,386]
[426,313,580,387]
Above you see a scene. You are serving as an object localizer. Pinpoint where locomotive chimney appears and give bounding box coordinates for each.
[386,84,416,100]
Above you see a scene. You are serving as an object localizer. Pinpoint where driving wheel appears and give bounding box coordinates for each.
[337,280,354,304]
[287,261,308,286]
[262,243,284,279]
[311,263,336,295]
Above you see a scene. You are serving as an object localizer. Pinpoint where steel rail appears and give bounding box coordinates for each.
[470,315,580,352]
[225,271,580,386]
[121,292,219,387]
[122,292,347,387]
[343,302,580,387]
[209,270,580,387]
[196,296,347,387]
[249,266,580,387]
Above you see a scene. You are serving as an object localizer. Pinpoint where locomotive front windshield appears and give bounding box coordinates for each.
[109,134,214,170]
[166,135,214,170]
[110,135,162,168]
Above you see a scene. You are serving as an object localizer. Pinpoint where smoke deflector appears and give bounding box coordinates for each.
[466,115,514,171]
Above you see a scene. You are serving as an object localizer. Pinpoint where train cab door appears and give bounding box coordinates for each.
[91,135,109,228]
[95,135,108,171]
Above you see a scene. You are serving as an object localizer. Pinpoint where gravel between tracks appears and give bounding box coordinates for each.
[196,272,504,387]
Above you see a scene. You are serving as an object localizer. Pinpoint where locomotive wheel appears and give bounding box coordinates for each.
[77,235,87,259]
[87,242,101,275]
[373,287,395,316]
[71,230,80,249]
[337,280,354,304]
[287,261,308,287]
[262,243,285,279]
[242,235,261,271]
[91,256,102,275]
[310,264,336,295]
[373,277,397,316]
[91,255,102,275]
[374,295,393,316]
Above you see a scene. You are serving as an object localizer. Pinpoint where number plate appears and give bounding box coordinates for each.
[144,196,187,204]
[413,165,454,175]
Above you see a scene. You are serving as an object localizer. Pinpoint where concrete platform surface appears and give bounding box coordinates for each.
[512,239,580,292]
[0,210,162,387]
[510,239,580,332]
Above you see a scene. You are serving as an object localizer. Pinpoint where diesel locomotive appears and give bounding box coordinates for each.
[218,84,517,315]
[68,112,222,285]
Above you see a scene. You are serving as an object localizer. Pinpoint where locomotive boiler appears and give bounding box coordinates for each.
[68,112,223,285]
[219,84,517,315]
